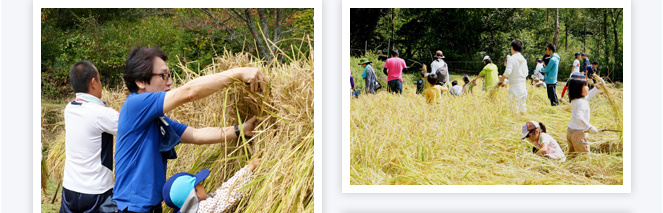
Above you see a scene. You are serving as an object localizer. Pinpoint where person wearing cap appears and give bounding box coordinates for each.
[566,72,606,155]
[358,58,377,94]
[521,121,565,161]
[60,60,119,213]
[382,48,408,94]
[584,61,599,89]
[540,43,560,106]
[163,150,261,213]
[114,47,265,213]
[470,55,498,92]
[428,50,449,88]
[581,53,590,71]
[498,39,529,113]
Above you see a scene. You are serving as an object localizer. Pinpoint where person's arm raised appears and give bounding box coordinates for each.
[163,67,264,114]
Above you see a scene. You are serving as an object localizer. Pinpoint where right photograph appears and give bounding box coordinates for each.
[345,8,626,188]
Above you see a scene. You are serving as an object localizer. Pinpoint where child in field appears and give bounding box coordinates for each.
[462,74,474,94]
[531,58,545,87]
[521,121,565,161]
[424,73,447,105]
[449,80,462,96]
[163,151,262,213]
[566,73,605,155]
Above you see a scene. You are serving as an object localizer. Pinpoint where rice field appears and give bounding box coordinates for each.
[350,57,623,185]
[42,48,314,212]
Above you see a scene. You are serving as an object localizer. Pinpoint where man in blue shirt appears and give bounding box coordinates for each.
[540,43,560,106]
[114,47,265,213]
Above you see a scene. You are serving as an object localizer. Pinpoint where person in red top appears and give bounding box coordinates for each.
[382,48,408,94]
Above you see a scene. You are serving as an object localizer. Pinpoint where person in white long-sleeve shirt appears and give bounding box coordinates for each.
[566,73,605,155]
[499,39,529,113]
[428,50,449,88]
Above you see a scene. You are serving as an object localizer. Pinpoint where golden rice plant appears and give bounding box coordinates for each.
[44,46,314,213]
[350,67,623,185]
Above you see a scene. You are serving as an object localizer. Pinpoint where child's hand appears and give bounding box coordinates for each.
[242,116,258,137]
[248,149,262,172]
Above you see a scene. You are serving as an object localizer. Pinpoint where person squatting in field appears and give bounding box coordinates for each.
[163,149,262,213]
[462,74,474,95]
[60,61,119,213]
[114,47,265,213]
[531,58,546,87]
[521,121,566,161]
[498,39,529,114]
[383,48,408,94]
[359,58,377,94]
[565,72,606,156]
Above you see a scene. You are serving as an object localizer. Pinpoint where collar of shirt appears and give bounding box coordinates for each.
[75,93,105,106]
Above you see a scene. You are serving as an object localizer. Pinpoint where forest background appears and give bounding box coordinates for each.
[350,8,623,82]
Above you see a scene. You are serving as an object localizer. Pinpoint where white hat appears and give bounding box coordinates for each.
[483,55,491,61]
[521,121,540,139]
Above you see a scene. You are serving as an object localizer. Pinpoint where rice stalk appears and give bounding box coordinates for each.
[43,46,314,212]
[350,61,623,185]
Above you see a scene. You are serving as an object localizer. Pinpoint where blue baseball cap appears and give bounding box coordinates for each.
[570,72,585,78]
[163,169,210,210]
[581,53,586,56]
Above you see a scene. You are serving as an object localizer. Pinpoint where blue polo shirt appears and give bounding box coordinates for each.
[114,92,187,212]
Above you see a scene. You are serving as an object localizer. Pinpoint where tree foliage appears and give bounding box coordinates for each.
[41,8,313,99]
[350,8,623,82]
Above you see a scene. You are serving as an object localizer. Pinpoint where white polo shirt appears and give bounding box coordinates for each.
[62,95,119,194]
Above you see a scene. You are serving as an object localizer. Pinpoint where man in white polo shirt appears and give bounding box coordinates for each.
[60,60,119,213]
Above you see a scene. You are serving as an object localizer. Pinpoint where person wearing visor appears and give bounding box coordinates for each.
[163,150,261,213]
[521,121,565,161]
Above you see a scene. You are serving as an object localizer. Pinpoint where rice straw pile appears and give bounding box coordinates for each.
[45,49,314,212]
[350,63,623,185]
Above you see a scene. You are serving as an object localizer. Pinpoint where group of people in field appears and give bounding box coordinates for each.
[60,47,265,213]
[351,39,611,162]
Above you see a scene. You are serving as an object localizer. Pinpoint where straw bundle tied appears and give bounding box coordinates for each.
[350,68,623,185]
[46,49,314,212]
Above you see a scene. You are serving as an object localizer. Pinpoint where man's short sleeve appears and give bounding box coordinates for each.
[122,92,166,128]
[95,107,119,135]
[163,116,188,137]
[383,59,391,69]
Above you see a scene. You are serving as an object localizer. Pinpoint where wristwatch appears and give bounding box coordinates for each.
[234,125,241,137]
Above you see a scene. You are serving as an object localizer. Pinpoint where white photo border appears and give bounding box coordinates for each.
[342,0,631,193]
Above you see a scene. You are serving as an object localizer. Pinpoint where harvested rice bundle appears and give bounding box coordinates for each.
[43,50,314,213]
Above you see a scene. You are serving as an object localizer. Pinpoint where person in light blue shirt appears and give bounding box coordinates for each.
[114,47,265,213]
[540,43,560,106]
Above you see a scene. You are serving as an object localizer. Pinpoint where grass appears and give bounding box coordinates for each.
[42,45,314,212]
[350,56,623,185]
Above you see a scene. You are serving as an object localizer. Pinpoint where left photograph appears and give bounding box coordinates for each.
[39,8,314,213]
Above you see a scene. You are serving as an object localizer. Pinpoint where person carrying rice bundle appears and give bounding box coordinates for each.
[565,72,606,155]
[470,55,498,92]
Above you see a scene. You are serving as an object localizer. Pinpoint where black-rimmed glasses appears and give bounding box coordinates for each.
[152,73,170,81]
